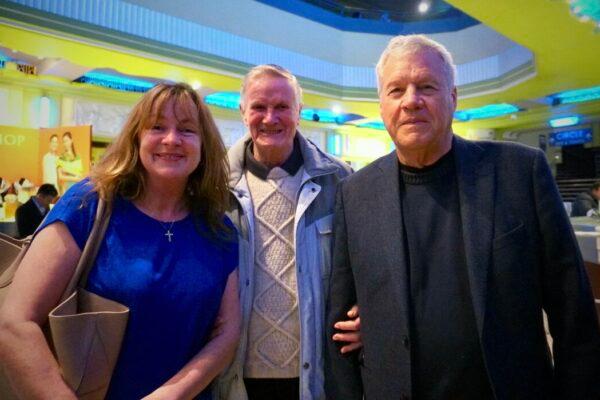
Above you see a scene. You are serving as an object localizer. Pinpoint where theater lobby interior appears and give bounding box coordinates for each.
[0,0,600,318]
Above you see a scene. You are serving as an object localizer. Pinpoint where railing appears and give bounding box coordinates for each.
[556,178,596,202]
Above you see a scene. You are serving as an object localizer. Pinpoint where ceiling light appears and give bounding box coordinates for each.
[356,119,386,130]
[300,108,362,124]
[204,92,240,109]
[454,104,521,121]
[191,80,202,90]
[549,116,580,128]
[569,0,600,28]
[418,1,430,14]
[74,72,155,93]
[550,85,600,105]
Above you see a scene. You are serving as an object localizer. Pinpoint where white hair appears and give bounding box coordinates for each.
[375,34,456,93]
[240,64,303,109]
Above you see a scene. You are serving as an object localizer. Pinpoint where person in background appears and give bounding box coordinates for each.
[0,82,240,399]
[42,134,59,188]
[57,131,83,194]
[217,64,359,400]
[326,34,600,400]
[15,183,57,238]
[0,177,10,202]
[14,178,36,205]
[571,180,600,217]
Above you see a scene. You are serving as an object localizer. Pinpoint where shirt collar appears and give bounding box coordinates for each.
[244,137,303,180]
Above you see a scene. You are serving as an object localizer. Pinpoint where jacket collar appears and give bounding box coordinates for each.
[228,132,339,188]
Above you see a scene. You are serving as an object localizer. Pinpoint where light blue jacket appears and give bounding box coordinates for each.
[216,133,352,400]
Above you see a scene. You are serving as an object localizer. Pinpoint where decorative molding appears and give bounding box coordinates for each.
[1,0,535,100]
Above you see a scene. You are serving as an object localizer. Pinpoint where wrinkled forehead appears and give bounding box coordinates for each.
[246,76,297,104]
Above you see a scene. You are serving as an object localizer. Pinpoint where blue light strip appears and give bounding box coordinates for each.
[301,108,364,124]
[74,72,155,93]
[357,120,386,130]
[569,0,600,26]
[549,116,580,128]
[454,103,520,121]
[550,86,600,105]
[204,92,241,109]
[204,93,365,125]
[301,108,338,123]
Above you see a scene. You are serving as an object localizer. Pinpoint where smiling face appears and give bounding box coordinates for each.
[62,133,73,152]
[138,98,201,189]
[379,49,457,165]
[241,75,301,167]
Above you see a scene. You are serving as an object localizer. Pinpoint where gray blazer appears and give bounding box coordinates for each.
[325,135,600,400]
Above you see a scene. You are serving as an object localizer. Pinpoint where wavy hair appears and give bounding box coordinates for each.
[90,82,230,235]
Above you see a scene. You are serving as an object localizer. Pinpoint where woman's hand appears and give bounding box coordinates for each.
[0,223,81,399]
[143,270,241,399]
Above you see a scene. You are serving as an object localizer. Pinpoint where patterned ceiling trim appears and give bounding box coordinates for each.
[1,0,534,101]
[458,59,536,99]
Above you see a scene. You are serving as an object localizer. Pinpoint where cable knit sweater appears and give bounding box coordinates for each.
[243,165,304,378]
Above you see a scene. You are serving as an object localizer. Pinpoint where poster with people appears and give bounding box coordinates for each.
[0,125,91,226]
[39,126,92,195]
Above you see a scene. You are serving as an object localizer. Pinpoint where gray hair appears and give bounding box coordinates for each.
[240,64,303,109]
[375,34,456,93]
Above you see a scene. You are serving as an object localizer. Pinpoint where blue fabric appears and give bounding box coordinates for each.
[39,179,238,399]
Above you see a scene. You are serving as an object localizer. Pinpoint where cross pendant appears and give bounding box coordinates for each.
[165,230,174,242]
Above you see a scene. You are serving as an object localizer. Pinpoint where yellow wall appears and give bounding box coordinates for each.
[0,125,40,183]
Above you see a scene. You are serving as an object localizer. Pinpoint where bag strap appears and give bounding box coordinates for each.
[59,198,113,302]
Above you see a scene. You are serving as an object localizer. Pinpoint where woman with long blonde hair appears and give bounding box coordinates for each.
[0,83,240,399]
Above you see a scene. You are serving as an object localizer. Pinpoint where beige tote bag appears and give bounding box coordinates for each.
[0,199,129,399]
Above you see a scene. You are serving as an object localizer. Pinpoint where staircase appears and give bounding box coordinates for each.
[555,178,596,203]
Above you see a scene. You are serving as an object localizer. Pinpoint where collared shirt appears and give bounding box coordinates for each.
[244,137,303,180]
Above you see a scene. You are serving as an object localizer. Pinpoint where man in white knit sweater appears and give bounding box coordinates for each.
[217,65,359,400]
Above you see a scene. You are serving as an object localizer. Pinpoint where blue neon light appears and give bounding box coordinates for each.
[204,92,241,109]
[549,116,580,128]
[549,128,592,146]
[454,103,520,121]
[357,120,386,130]
[550,86,600,105]
[203,94,363,124]
[300,109,363,124]
[74,72,155,92]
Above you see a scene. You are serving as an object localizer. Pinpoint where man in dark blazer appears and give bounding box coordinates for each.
[15,184,57,238]
[325,34,600,400]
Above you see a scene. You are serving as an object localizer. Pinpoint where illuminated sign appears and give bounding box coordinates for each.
[549,128,592,146]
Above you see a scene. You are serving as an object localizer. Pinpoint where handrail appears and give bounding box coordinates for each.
[575,231,600,237]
